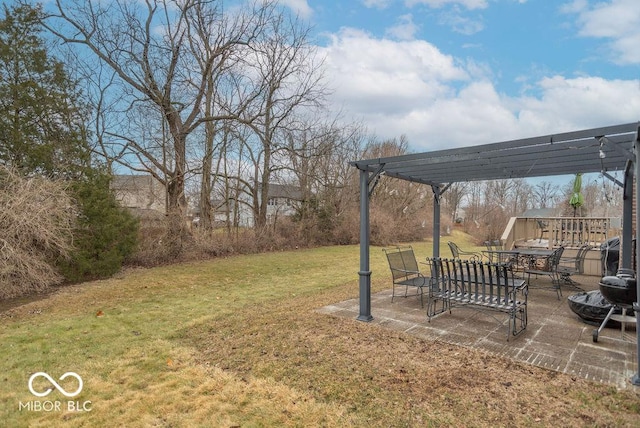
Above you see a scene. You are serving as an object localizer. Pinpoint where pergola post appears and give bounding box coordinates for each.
[357,168,373,322]
[632,130,640,386]
[432,185,441,257]
[621,161,633,270]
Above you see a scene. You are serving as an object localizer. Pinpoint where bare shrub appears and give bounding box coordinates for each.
[131,216,265,266]
[369,207,430,246]
[370,209,396,246]
[131,200,437,266]
[126,205,433,268]
[125,212,175,267]
[330,207,360,245]
[0,167,75,299]
[178,220,311,263]
[271,218,307,249]
[189,228,256,259]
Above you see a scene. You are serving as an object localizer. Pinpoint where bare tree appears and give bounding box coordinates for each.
[533,180,560,209]
[485,180,513,209]
[464,181,484,227]
[442,182,468,224]
[185,2,261,230]
[478,180,512,240]
[509,178,533,216]
[43,0,268,253]
[590,175,623,217]
[366,136,432,243]
[282,119,365,242]
[232,10,329,231]
[316,125,369,242]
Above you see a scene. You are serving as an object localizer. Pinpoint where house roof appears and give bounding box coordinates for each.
[266,183,303,200]
[111,174,155,190]
[350,122,638,187]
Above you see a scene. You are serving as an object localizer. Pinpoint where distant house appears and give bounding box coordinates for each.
[111,174,166,214]
[192,199,240,227]
[265,183,303,222]
[193,183,304,228]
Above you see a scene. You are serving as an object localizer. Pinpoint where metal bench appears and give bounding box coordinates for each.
[426,257,528,340]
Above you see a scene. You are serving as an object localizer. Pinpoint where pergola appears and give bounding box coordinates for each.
[349,121,640,386]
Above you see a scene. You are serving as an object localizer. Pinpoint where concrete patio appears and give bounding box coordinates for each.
[319,275,638,390]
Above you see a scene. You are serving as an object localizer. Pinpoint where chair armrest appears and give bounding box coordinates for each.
[459,251,482,262]
[557,257,575,266]
[390,267,421,275]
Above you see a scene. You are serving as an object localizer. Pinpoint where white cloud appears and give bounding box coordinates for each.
[394,81,521,147]
[438,7,485,34]
[517,76,640,132]
[320,29,640,151]
[322,28,469,117]
[385,14,420,40]
[362,0,394,8]
[559,0,588,14]
[280,0,313,19]
[563,0,640,65]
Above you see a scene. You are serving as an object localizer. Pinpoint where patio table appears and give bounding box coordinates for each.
[483,248,554,271]
[517,248,554,270]
[482,249,519,264]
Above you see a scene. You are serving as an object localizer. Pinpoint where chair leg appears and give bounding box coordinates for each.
[554,273,562,299]
[561,273,585,292]
[560,272,576,284]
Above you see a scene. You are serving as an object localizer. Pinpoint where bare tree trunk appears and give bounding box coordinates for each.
[257,136,272,231]
[199,109,217,231]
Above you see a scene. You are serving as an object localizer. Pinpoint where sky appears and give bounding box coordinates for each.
[280,0,639,156]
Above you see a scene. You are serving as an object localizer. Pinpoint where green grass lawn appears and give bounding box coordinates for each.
[2,236,638,427]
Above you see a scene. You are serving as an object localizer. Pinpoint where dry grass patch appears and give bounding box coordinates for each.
[1,241,638,427]
[183,283,640,427]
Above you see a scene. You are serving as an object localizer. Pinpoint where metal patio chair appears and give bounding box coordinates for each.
[447,241,482,262]
[558,243,593,288]
[536,219,549,243]
[484,240,504,263]
[383,246,431,307]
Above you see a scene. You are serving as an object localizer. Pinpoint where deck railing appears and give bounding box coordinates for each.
[502,216,621,250]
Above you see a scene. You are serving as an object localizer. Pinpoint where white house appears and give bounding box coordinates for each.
[111,174,166,214]
[192,183,304,228]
